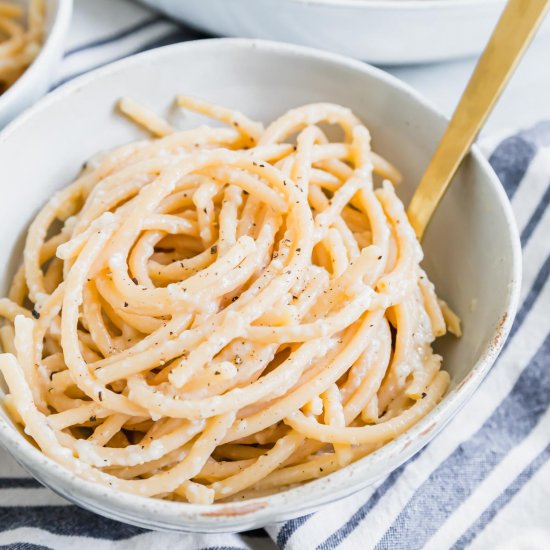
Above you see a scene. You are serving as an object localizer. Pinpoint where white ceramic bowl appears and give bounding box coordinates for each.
[0,0,72,128]
[0,38,520,532]
[140,0,515,65]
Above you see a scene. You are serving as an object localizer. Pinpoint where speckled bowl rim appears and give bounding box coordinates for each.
[0,38,521,532]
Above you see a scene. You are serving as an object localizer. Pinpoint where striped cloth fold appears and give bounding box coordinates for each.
[1,1,549,548]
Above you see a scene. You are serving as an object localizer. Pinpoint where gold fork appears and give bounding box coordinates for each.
[407,0,550,240]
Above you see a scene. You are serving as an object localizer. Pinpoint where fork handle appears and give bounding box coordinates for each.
[407,0,550,240]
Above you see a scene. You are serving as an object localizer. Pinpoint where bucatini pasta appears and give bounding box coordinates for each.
[0,0,44,93]
[0,96,460,504]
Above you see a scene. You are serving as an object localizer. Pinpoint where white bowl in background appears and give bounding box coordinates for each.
[0,0,72,128]
[0,38,520,532]
[139,0,520,65]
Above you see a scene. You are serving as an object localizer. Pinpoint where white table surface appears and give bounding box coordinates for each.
[387,22,550,136]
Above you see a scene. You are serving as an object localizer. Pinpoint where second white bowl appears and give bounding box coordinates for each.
[0,0,72,128]
[141,0,513,65]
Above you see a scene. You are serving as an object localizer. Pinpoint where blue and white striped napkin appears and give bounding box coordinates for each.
[1,1,550,548]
